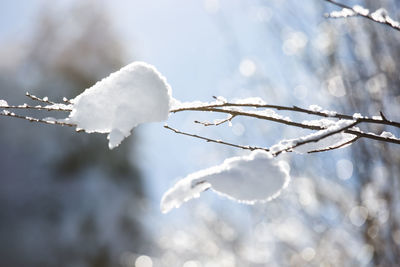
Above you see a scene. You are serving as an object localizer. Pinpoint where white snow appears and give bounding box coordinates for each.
[369,8,400,28]
[353,5,369,16]
[0,99,8,107]
[371,8,388,23]
[380,131,396,139]
[160,151,290,213]
[328,8,356,18]
[171,96,268,111]
[67,62,172,149]
[385,16,400,28]
[247,109,292,122]
[309,104,322,112]
[302,119,336,128]
[293,132,355,153]
[233,97,266,105]
[308,105,337,116]
[45,103,72,110]
[170,99,214,110]
[270,120,356,154]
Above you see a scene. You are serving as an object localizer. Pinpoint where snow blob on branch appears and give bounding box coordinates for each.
[68,62,172,149]
[1,59,400,213]
[324,1,400,31]
[1,62,172,149]
[161,151,290,213]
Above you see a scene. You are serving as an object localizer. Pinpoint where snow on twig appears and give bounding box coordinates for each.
[0,103,72,112]
[307,136,359,153]
[169,98,400,153]
[270,120,358,156]
[2,92,400,153]
[0,110,77,128]
[25,92,57,105]
[172,99,400,129]
[161,151,290,213]
[194,114,235,127]
[324,0,400,32]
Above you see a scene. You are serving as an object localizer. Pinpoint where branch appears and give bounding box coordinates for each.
[307,136,359,153]
[170,100,400,152]
[164,124,270,152]
[25,92,57,105]
[0,104,72,112]
[346,129,400,145]
[0,110,77,128]
[324,0,400,32]
[172,101,400,129]
[271,120,358,156]
[2,93,400,153]
[194,115,235,127]
[173,106,323,130]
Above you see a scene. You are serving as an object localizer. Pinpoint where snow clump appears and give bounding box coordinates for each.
[0,100,9,107]
[161,151,290,213]
[68,62,172,149]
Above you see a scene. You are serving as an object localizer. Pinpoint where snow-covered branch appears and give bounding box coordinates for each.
[1,61,400,213]
[2,77,400,154]
[160,151,290,213]
[324,0,400,31]
[169,99,400,152]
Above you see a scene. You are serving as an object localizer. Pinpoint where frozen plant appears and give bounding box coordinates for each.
[324,0,400,31]
[1,0,400,212]
[1,60,400,212]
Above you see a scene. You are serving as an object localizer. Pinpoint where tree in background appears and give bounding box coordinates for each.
[0,3,146,267]
[318,0,400,264]
[1,1,400,267]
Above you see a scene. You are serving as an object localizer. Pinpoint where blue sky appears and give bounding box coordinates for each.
[0,0,348,213]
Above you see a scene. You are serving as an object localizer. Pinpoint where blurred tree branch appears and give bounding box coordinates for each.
[324,0,400,31]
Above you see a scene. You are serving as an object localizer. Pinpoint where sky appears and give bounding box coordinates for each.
[0,0,347,212]
[2,1,400,266]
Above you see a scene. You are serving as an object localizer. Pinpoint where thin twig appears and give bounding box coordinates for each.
[25,92,57,105]
[272,121,359,156]
[62,97,72,104]
[171,102,400,129]
[0,104,72,112]
[171,101,400,149]
[0,110,76,128]
[308,136,360,153]
[194,115,235,127]
[346,129,400,145]
[164,124,270,152]
[175,106,324,130]
[324,0,400,32]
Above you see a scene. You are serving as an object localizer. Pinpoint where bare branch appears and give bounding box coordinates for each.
[171,100,400,152]
[194,115,235,127]
[164,124,270,152]
[174,106,323,130]
[308,136,360,153]
[171,102,400,129]
[346,129,400,145]
[1,92,400,153]
[25,92,57,105]
[0,104,72,112]
[0,110,77,128]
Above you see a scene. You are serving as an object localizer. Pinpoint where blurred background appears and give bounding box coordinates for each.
[0,0,400,266]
